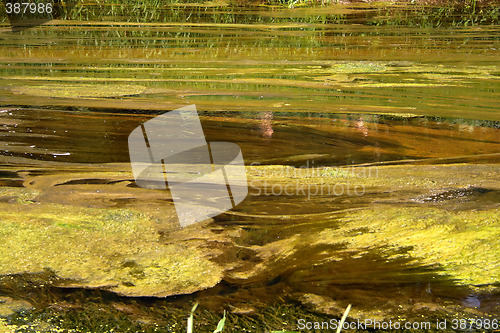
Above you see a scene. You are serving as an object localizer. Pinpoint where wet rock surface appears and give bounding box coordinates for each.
[0,297,34,318]
[413,186,498,204]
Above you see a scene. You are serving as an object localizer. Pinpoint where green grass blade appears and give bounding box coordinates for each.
[187,303,199,333]
[213,310,226,333]
[336,304,352,333]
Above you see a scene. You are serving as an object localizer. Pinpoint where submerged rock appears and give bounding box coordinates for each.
[330,207,500,285]
[0,297,34,318]
[413,186,496,203]
[0,201,223,297]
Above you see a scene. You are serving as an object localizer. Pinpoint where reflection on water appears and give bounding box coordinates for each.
[0,3,499,330]
[258,111,274,139]
[1,108,498,166]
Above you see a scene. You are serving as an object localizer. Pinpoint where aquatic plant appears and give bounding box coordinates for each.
[184,303,351,333]
[44,0,500,25]
[270,304,351,333]
[369,0,500,27]
[187,303,226,333]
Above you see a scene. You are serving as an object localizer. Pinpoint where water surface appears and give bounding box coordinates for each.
[0,4,499,331]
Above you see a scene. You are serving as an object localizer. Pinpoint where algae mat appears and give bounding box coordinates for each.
[0,163,224,298]
[12,84,147,99]
[0,203,222,297]
[0,161,498,320]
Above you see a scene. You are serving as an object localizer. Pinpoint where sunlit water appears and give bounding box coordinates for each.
[0,4,499,330]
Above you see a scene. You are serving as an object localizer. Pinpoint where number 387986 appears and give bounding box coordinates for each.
[5,2,53,14]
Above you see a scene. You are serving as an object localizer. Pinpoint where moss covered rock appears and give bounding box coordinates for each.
[324,207,500,285]
[0,203,223,297]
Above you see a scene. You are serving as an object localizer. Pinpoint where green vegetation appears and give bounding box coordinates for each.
[3,0,497,26]
[0,200,223,297]
[0,298,345,332]
[5,60,499,121]
[334,207,500,285]
[0,188,39,205]
[369,0,500,27]
[1,162,497,331]
[1,0,499,328]
[63,0,500,27]
[12,84,146,98]
[0,318,16,333]
[0,298,355,333]
[187,303,226,333]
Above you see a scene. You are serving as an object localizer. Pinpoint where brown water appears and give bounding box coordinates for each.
[0,3,499,332]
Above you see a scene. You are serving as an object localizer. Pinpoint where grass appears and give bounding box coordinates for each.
[186,302,351,333]
[187,303,226,333]
[368,0,500,27]
[42,0,499,26]
[1,0,499,26]
[2,287,354,333]
[269,304,351,333]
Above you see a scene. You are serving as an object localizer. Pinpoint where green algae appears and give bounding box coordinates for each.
[246,163,500,191]
[12,84,147,99]
[0,202,223,297]
[241,163,500,289]
[306,61,496,90]
[0,161,498,321]
[0,188,39,205]
[317,61,388,74]
[0,1,499,327]
[317,207,500,286]
[4,58,499,120]
[2,298,340,333]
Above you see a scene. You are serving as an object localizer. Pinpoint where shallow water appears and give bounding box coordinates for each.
[0,3,499,331]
